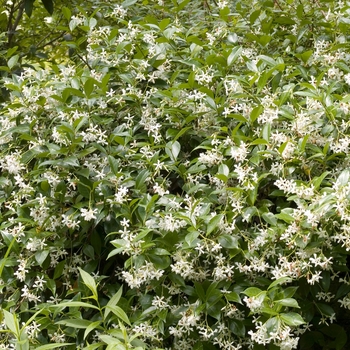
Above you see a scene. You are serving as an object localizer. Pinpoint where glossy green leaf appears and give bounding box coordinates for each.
[78,267,98,300]
[104,286,123,319]
[268,277,293,290]
[275,298,300,308]
[280,312,305,326]
[218,234,239,249]
[105,305,130,325]
[207,214,224,236]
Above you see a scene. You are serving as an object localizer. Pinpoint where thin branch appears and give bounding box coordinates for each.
[6,0,17,32]
[35,31,66,51]
[76,52,93,70]
[274,0,283,11]
[8,0,25,47]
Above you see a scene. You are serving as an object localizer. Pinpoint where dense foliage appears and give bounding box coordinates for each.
[1,0,350,349]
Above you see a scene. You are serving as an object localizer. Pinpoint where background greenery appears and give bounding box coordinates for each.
[1,0,350,349]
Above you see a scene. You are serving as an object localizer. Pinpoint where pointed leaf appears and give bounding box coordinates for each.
[105,305,130,325]
[56,319,92,329]
[165,141,181,162]
[218,234,239,249]
[280,312,305,326]
[275,298,300,308]
[8,55,19,70]
[35,344,75,350]
[50,301,99,310]
[24,0,35,17]
[84,321,102,340]
[104,286,123,319]
[227,46,242,66]
[3,309,19,336]
[242,287,263,297]
[78,267,98,300]
[207,214,224,236]
[41,0,54,14]
[268,277,292,290]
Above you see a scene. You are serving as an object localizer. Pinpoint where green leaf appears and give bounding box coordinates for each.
[218,234,239,249]
[251,138,268,145]
[257,71,269,93]
[312,171,330,190]
[41,0,54,14]
[105,305,130,325]
[229,320,245,337]
[165,140,181,162]
[62,6,71,20]
[122,0,138,7]
[250,105,263,123]
[148,254,171,269]
[151,248,171,255]
[36,345,74,350]
[262,307,279,316]
[266,316,279,335]
[242,287,263,297]
[280,312,305,326]
[108,156,119,175]
[299,134,309,153]
[38,156,80,168]
[135,169,150,190]
[50,301,100,310]
[177,0,191,11]
[53,260,65,279]
[185,230,200,246]
[205,96,216,110]
[104,286,123,319]
[227,46,242,66]
[207,214,224,236]
[84,78,96,98]
[194,281,206,302]
[268,277,293,290]
[218,164,229,177]
[275,298,300,308]
[275,212,295,223]
[84,321,102,340]
[3,309,19,336]
[316,303,334,316]
[321,324,347,350]
[226,292,241,304]
[337,169,349,185]
[20,145,48,164]
[24,0,35,17]
[35,250,50,266]
[262,123,271,141]
[78,176,93,199]
[56,319,93,328]
[78,267,98,300]
[262,212,277,226]
[8,55,19,70]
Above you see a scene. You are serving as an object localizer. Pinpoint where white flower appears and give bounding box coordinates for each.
[243,295,264,313]
[80,207,98,221]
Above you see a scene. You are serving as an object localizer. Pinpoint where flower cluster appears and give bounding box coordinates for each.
[1,0,350,349]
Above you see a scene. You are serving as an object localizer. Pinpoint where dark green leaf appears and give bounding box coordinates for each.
[24,0,35,17]
[207,214,224,236]
[218,234,239,249]
[41,0,54,14]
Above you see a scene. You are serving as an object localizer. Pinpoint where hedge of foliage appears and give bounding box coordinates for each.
[1,0,350,349]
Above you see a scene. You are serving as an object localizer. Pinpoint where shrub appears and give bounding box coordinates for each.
[1,0,350,349]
